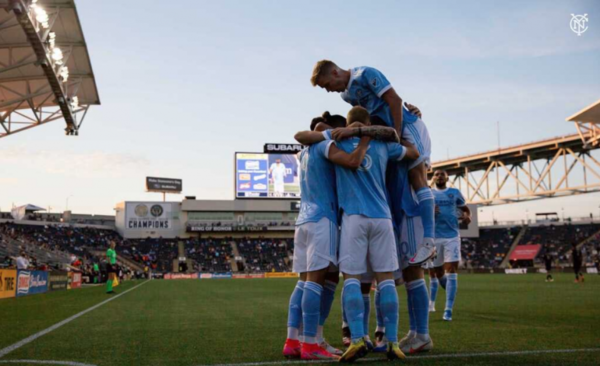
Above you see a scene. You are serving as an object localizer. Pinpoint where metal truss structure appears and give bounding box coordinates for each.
[430,100,600,206]
[0,0,99,138]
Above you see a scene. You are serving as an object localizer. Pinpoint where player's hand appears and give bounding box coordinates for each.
[405,102,422,118]
[331,127,356,141]
[462,213,472,225]
[435,205,440,215]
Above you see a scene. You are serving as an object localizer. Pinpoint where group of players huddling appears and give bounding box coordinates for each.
[283,60,471,362]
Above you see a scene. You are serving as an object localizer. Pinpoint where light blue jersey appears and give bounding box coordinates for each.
[332,138,406,219]
[296,141,338,226]
[341,66,418,128]
[433,187,466,239]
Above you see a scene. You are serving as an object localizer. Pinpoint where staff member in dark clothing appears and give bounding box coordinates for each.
[543,252,554,282]
[572,243,584,283]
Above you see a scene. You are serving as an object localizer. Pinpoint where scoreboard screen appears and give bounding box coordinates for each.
[235,152,300,199]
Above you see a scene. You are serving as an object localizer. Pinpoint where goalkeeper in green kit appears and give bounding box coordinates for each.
[106,240,118,294]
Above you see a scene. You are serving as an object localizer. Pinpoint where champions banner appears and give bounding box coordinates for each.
[0,269,17,299]
[16,270,49,297]
[126,202,173,230]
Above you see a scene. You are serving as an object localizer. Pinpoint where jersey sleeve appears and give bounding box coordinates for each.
[386,143,407,161]
[363,67,392,98]
[322,130,333,140]
[455,189,466,207]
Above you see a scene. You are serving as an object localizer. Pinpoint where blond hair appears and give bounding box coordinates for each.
[310,60,336,86]
[347,106,370,125]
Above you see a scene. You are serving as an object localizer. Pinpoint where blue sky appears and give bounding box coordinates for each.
[2,0,600,222]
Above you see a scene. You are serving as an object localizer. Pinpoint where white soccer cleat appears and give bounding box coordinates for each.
[399,331,416,349]
[400,335,433,355]
[409,238,437,266]
[319,340,343,356]
[429,301,436,312]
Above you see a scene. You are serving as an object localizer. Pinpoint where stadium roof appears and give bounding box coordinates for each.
[0,0,99,138]
[566,99,600,147]
[566,99,600,123]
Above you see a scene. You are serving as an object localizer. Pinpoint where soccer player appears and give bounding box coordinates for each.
[331,106,419,361]
[106,240,117,294]
[543,251,554,282]
[269,159,287,197]
[572,243,584,283]
[429,169,470,321]
[284,115,372,361]
[311,60,436,266]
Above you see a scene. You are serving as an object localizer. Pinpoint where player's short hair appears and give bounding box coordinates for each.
[347,106,370,125]
[435,169,448,176]
[310,60,337,86]
[322,111,347,129]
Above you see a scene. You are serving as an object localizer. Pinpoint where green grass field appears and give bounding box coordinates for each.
[1,274,599,366]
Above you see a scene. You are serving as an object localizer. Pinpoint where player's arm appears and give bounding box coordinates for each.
[456,191,471,224]
[401,139,420,160]
[331,125,399,143]
[294,130,329,145]
[381,88,403,135]
[458,205,471,225]
[327,137,371,170]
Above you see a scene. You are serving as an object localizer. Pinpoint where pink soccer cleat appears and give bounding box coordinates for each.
[283,338,301,359]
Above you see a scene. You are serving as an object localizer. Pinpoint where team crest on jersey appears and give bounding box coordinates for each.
[358,154,373,172]
[370,77,380,89]
[356,89,363,98]
[448,193,454,199]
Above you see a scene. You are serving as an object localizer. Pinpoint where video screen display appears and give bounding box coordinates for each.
[235,153,300,199]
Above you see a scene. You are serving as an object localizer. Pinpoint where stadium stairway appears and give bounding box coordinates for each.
[229,240,239,272]
[576,226,600,251]
[89,249,144,272]
[500,225,528,268]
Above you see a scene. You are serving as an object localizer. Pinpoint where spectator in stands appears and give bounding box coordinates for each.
[16,252,30,270]
[2,255,13,268]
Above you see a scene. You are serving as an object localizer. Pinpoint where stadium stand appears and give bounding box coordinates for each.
[461,226,521,269]
[236,237,291,272]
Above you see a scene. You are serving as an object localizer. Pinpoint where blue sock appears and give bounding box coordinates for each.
[378,280,399,342]
[416,187,435,239]
[363,293,371,337]
[319,280,337,326]
[407,288,417,333]
[445,273,458,311]
[341,286,348,326]
[287,281,304,339]
[407,279,429,336]
[302,281,323,344]
[375,290,384,328]
[429,278,439,303]
[439,275,447,290]
[342,279,364,341]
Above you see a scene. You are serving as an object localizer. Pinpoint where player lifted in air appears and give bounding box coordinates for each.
[310,60,436,266]
[428,169,471,321]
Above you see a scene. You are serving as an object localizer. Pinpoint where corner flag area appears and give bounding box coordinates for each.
[0,275,598,366]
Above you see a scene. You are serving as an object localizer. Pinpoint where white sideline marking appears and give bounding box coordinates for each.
[0,360,97,366]
[0,280,149,359]
[201,348,600,366]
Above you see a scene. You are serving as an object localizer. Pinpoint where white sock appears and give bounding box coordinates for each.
[342,321,348,328]
[287,327,299,340]
[304,336,317,344]
[417,333,431,341]
[376,326,385,333]
[316,325,324,344]
[408,330,417,338]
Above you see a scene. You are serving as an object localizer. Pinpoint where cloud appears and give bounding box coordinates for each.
[2,148,151,178]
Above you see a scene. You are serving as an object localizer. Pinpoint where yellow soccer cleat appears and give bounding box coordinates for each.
[339,338,368,363]
[387,342,407,361]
